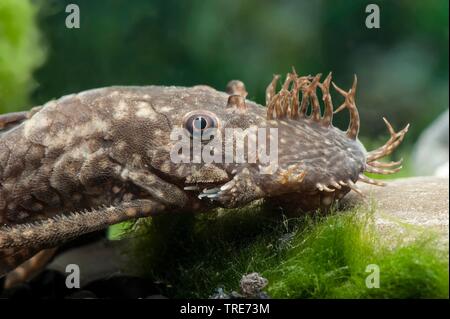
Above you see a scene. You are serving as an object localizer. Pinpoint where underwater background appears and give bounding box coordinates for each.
[1,0,448,155]
[0,0,448,298]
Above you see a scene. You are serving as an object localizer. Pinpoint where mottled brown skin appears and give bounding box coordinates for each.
[0,71,408,278]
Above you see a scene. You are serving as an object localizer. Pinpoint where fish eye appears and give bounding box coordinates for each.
[183,111,219,137]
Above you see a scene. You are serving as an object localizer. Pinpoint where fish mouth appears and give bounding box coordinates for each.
[183,180,229,201]
[186,163,308,208]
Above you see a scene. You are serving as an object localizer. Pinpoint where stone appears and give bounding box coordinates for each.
[342,176,449,248]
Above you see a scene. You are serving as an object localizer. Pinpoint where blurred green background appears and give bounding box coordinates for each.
[0,0,448,165]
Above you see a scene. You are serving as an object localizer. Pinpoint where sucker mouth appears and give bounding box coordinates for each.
[192,181,236,202]
[197,187,221,200]
[183,169,245,204]
[183,183,225,201]
[183,165,244,201]
[186,163,308,206]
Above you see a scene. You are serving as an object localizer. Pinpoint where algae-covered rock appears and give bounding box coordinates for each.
[342,176,449,247]
[5,177,447,299]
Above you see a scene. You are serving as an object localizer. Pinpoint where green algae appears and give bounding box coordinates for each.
[109,202,448,299]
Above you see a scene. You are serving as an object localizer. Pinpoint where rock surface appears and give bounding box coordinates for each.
[46,239,128,287]
[342,176,449,248]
